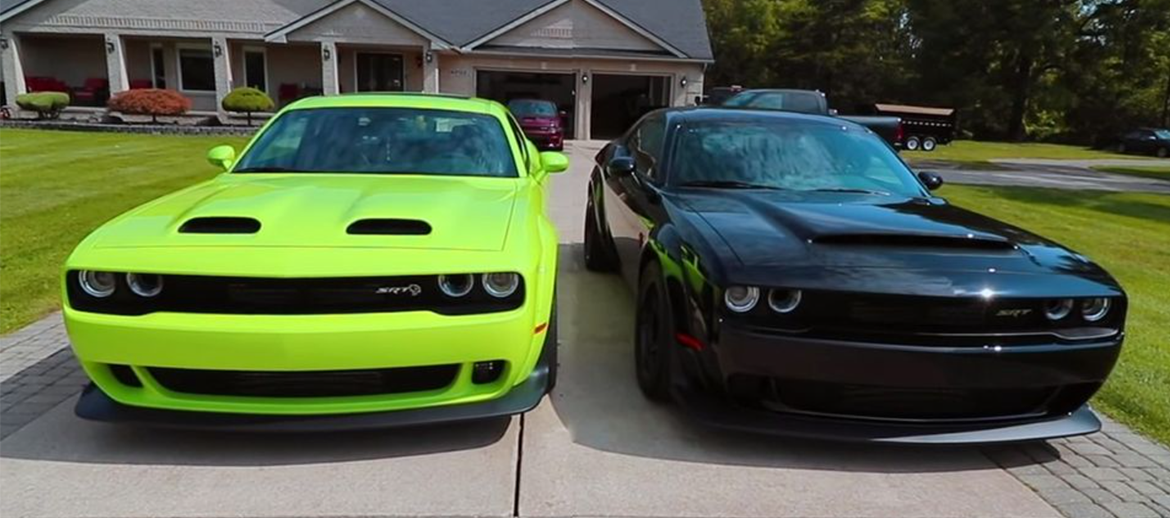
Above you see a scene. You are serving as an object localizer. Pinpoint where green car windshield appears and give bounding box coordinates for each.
[234,107,519,177]
[672,121,925,196]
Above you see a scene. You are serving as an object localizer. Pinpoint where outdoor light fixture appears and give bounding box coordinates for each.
[680,76,689,87]
[213,42,222,57]
[322,46,331,61]
[582,73,589,84]
[105,40,115,54]
[0,37,9,51]
[425,51,433,63]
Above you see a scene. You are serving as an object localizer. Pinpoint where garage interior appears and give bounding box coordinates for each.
[476,71,577,139]
[589,74,670,140]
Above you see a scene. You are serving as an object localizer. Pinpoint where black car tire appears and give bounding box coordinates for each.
[584,198,618,272]
[1157,147,1168,159]
[635,261,673,402]
[544,293,558,393]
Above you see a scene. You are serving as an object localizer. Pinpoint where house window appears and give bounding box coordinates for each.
[355,53,404,92]
[150,46,166,88]
[178,48,215,92]
[244,48,267,92]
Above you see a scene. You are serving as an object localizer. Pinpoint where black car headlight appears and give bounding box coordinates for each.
[1043,298,1074,321]
[724,286,760,313]
[767,289,802,314]
[1081,298,1111,322]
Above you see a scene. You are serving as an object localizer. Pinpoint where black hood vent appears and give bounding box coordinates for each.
[179,217,261,234]
[813,233,1014,250]
[347,219,432,236]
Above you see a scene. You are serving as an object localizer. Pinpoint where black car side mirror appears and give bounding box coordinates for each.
[918,171,944,191]
[607,156,636,177]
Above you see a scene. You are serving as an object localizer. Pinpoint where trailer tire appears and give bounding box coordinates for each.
[905,136,921,151]
[922,137,937,152]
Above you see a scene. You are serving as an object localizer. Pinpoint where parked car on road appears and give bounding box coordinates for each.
[584,106,1126,444]
[507,98,566,151]
[719,89,904,149]
[1116,128,1170,158]
[64,93,569,430]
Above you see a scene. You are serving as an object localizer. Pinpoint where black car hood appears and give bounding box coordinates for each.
[674,190,1102,278]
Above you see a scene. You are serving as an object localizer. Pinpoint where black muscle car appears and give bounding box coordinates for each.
[583,107,1126,444]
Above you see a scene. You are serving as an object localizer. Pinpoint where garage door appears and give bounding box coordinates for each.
[476,71,576,139]
[590,74,670,140]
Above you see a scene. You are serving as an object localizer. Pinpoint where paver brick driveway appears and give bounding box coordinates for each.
[2,142,1168,518]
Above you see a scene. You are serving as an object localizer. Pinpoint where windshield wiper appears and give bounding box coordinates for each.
[233,166,314,173]
[680,180,789,191]
[808,188,891,195]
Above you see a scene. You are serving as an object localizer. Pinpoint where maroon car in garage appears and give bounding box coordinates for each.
[507,99,565,151]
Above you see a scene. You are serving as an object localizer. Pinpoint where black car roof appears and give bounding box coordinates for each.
[663,106,861,129]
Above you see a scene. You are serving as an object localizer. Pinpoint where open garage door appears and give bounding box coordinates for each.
[590,74,670,140]
[476,71,576,139]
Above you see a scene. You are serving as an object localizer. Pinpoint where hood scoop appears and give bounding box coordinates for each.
[813,233,1014,251]
[347,219,432,236]
[179,217,261,234]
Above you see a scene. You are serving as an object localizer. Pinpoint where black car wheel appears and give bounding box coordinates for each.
[584,198,618,272]
[544,294,559,393]
[1157,147,1168,159]
[634,261,672,402]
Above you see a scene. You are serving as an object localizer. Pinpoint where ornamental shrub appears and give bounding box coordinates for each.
[221,86,274,125]
[108,89,192,123]
[15,91,70,119]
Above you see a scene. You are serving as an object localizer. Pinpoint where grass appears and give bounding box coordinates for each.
[944,184,1170,445]
[1093,165,1170,182]
[903,140,1148,167]
[0,128,249,334]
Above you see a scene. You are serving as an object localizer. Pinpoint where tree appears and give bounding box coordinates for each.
[107,89,192,123]
[15,92,70,119]
[221,86,275,126]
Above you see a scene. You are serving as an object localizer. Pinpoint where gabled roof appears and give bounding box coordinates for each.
[3,0,713,60]
[264,0,450,48]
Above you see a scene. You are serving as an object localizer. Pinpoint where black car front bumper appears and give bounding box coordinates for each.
[74,350,552,432]
[671,325,1121,444]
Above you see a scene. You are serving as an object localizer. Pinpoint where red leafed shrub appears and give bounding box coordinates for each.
[108,89,192,123]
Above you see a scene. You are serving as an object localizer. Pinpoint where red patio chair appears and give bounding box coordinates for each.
[72,77,109,106]
[129,79,153,89]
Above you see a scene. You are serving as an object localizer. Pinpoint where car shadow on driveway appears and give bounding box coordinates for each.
[0,398,513,467]
[549,243,1062,474]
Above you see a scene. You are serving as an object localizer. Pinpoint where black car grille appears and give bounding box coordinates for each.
[148,365,459,398]
[771,380,1054,421]
[733,292,1123,347]
[66,272,524,316]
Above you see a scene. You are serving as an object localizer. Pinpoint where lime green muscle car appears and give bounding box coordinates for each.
[64,93,568,430]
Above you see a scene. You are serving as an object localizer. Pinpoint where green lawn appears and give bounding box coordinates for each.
[904,140,1147,167]
[0,128,249,334]
[1093,165,1170,182]
[944,184,1170,445]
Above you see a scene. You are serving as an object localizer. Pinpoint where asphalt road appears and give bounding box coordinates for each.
[913,158,1170,194]
[0,142,1085,518]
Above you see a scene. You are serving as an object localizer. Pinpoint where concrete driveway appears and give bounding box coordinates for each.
[4,142,1169,518]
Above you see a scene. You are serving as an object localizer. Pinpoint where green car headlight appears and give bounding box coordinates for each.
[482,273,520,298]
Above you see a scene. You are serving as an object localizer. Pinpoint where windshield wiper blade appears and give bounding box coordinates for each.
[233,166,313,173]
[808,188,891,195]
[680,180,789,190]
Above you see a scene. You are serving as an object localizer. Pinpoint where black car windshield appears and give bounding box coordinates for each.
[233,107,518,177]
[507,100,557,117]
[673,121,925,196]
[1155,129,1170,139]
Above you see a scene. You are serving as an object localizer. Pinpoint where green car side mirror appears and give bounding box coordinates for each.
[207,145,236,172]
[540,151,569,174]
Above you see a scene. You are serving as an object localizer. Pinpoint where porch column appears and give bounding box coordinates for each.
[321,41,339,95]
[1,34,27,108]
[422,50,439,93]
[103,33,129,95]
[576,70,592,140]
[211,35,232,114]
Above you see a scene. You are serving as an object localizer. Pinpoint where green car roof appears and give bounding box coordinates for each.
[284,93,509,117]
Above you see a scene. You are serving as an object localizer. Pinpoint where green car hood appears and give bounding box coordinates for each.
[89,174,519,252]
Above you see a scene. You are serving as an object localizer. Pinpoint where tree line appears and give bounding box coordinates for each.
[702,0,1170,143]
